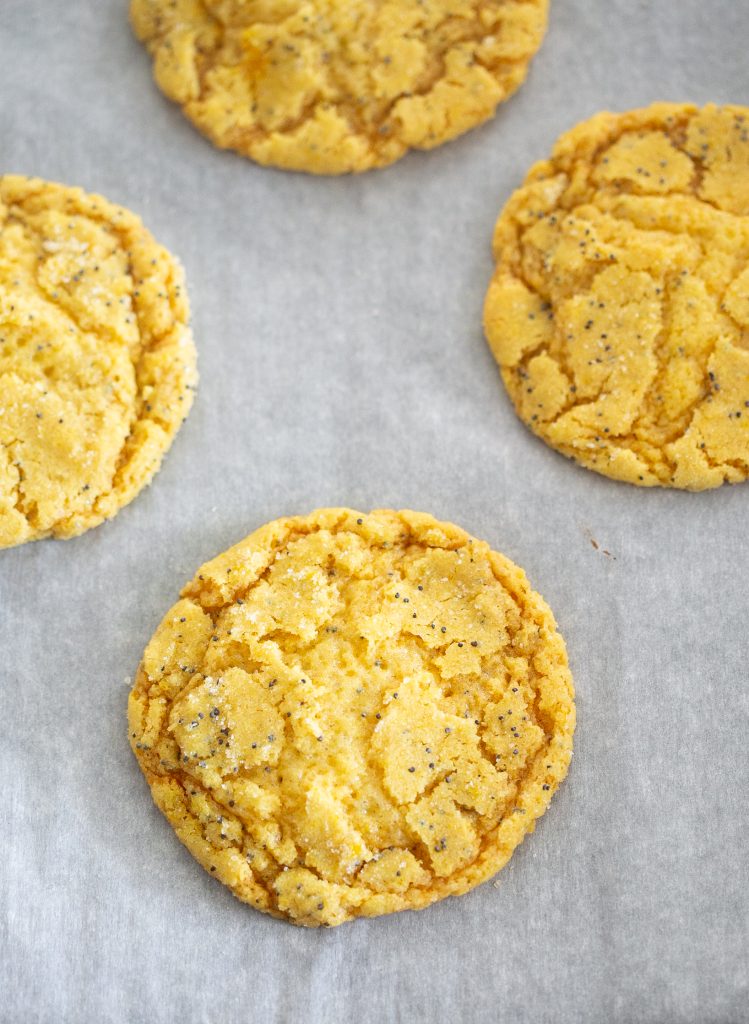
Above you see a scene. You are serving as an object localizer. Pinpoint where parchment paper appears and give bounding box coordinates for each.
[1,1,747,1021]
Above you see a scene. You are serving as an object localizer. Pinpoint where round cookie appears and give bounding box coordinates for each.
[129,508,574,927]
[484,103,749,490]
[130,0,549,174]
[0,175,197,547]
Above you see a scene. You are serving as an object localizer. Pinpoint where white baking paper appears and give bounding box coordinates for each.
[0,1,747,1021]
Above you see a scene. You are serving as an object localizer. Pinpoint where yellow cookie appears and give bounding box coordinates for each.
[0,175,197,548]
[484,103,749,490]
[129,508,574,927]
[130,0,549,174]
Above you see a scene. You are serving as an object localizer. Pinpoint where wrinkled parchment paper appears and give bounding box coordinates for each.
[1,1,747,1021]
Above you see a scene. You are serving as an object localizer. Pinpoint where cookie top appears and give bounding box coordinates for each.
[130,0,549,174]
[129,508,574,927]
[0,176,197,548]
[484,103,749,490]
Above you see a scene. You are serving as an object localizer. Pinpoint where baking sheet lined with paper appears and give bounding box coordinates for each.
[0,0,747,1021]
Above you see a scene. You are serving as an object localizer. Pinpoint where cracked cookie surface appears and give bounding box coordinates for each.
[129,508,574,927]
[0,175,197,548]
[130,0,548,174]
[483,103,749,489]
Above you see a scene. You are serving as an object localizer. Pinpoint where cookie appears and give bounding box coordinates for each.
[129,508,574,927]
[130,0,549,174]
[0,175,197,548]
[484,103,749,489]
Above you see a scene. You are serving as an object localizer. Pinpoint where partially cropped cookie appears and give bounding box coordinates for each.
[0,176,196,548]
[484,103,749,489]
[129,509,574,927]
[130,0,549,174]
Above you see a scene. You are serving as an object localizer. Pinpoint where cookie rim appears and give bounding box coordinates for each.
[130,0,551,174]
[129,507,576,926]
[483,101,749,491]
[0,173,198,546]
